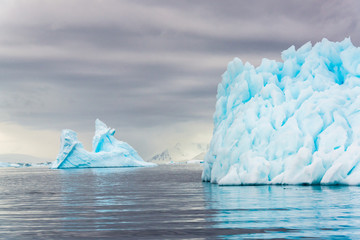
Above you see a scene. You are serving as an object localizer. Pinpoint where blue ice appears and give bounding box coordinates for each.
[202,38,360,185]
[52,119,156,169]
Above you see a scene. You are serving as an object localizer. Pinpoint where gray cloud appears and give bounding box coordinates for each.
[1,0,360,158]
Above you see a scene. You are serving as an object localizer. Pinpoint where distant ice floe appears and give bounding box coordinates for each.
[0,162,52,168]
[52,119,156,169]
[0,162,19,168]
[203,38,360,185]
[0,154,51,168]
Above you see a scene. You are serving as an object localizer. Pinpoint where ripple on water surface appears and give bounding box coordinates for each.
[0,165,360,239]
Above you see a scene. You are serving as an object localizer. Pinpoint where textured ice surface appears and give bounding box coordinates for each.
[202,38,360,185]
[52,119,156,169]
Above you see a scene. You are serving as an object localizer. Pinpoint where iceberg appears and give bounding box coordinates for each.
[202,38,360,185]
[52,119,156,169]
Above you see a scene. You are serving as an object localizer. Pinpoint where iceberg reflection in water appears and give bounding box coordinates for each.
[0,166,360,239]
[203,183,360,239]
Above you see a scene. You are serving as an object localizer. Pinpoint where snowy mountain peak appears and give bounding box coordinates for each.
[150,142,209,164]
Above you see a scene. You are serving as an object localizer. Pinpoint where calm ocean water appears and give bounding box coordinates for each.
[1,164,360,239]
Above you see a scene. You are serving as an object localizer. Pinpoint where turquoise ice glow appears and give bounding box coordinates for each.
[202,38,360,185]
[52,119,156,169]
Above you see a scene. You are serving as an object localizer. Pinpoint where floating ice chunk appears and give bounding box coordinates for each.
[52,119,156,169]
[0,162,15,167]
[202,38,360,185]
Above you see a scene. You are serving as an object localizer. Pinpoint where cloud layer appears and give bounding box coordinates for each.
[1,0,359,159]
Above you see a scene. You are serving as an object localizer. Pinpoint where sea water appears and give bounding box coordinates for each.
[0,165,360,239]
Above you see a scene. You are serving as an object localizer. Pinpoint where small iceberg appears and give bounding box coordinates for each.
[52,119,156,169]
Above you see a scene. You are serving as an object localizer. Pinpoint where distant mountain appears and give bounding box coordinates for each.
[191,152,206,160]
[149,143,208,164]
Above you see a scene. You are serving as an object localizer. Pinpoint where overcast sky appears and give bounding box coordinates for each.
[0,0,359,160]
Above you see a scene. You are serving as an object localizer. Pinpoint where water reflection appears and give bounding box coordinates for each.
[1,166,360,239]
[57,168,142,232]
[202,183,360,239]
[56,165,213,236]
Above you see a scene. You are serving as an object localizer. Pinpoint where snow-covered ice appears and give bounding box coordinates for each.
[202,38,360,185]
[52,119,156,169]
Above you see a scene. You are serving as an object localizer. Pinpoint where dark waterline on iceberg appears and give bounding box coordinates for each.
[0,165,360,239]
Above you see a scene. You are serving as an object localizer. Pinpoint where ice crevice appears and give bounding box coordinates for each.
[202,38,360,185]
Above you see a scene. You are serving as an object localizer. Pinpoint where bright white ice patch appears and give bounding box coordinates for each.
[52,119,156,169]
[202,38,360,185]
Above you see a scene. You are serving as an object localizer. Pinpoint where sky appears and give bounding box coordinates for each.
[1,0,360,160]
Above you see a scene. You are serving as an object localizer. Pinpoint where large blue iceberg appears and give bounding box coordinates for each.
[202,38,360,185]
[52,119,156,169]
